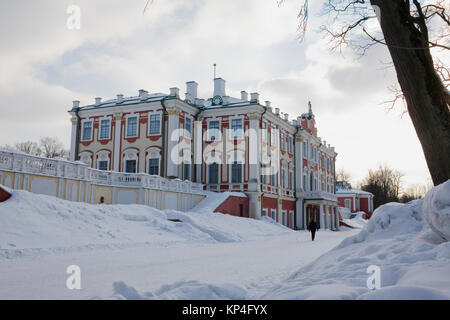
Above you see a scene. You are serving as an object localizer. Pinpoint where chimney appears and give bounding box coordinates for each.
[241,91,248,101]
[72,100,80,108]
[284,113,289,121]
[170,87,180,97]
[186,81,198,103]
[297,116,302,124]
[95,97,102,105]
[265,101,271,108]
[195,98,205,107]
[213,78,226,97]
[116,94,124,103]
[292,120,298,126]
[275,108,280,116]
[250,92,259,103]
[139,89,148,99]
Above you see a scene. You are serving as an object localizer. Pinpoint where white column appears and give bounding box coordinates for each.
[331,211,335,230]
[326,205,331,229]
[335,207,340,231]
[113,113,122,172]
[194,119,203,183]
[167,107,180,178]
[319,203,325,230]
[69,117,78,161]
[296,199,303,229]
[248,113,260,190]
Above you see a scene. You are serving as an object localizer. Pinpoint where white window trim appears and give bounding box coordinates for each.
[207,118,222,142]
[146,147,161,176]
[80,119,94,142]
[271,209,277,222]
[262,121,268,142]
[125,113,139,138]
[98,116,112,140]
[206,162,221,185]
[229,116,244,140]
[122,148,139,173]
[96,150,111,170]
[229,161,244,184]
[262,208,268,216]
[184,114,193,139]
[148,111,162,136]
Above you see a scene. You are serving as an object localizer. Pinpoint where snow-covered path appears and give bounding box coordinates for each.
[0,230,358,299]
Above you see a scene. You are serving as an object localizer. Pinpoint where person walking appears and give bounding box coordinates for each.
[308,220,318,241]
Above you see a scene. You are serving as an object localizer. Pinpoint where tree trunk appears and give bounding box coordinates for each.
[371,0,450,186]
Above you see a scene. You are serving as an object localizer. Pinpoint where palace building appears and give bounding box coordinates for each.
[68,78,339,230]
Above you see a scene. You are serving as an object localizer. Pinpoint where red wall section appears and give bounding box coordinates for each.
[338,196,354,212]
[0,185,12,202]
[214,196,249,218]
[360,197,369,214]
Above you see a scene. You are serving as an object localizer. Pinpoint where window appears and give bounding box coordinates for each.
[271,209,277,221]
[262,122,267,141]
[81,121,92,141]
[281,132,286,150]
[148,158,159,175]
[271,126,276,145]
[289,171,293,190]
[282,211,287,226]
[262,164,269,185]
[184,163,191,181]
[303,141,308,158]
[125,160,137,173]
[231,162,242,183]
[281,169,286,189]
[345,199,351,209]
[230,118,243,139]
[148,114,161,135]
[208,163,219,184]
[185,117,192,138]
[208,120,220,141]
[98,160,108,171]
[288,136,293,153]
[99,119,111,140]
[126,116,138,137]
[271,172,277,187]
[262,208,268,216]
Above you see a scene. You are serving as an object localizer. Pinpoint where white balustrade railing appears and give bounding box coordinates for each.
[0,150,204,194]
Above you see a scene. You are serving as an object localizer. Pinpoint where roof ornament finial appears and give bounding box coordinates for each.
[308,101,312,114]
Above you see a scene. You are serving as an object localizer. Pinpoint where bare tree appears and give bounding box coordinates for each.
[336,168,352,184]
[282,0,450,186]
[361,164,404,208]
[39,137,68,159]
[14,141,42,156]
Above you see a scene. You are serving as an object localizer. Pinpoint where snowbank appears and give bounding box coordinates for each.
[0,189,291,259]
[422,179,450,241]
[262,195,450,300]
[112,280,247,300]
[190,191,247,214]
[342,211,367,229]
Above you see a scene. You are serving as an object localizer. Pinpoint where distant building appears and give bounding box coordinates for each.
[68,78,340,229]
[336,182,374,218]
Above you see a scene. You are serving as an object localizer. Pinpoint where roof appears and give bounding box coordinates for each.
[336,188,373,196]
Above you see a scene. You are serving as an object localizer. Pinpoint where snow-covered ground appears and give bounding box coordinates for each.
[1,180,449,300]
[0,188,356,299]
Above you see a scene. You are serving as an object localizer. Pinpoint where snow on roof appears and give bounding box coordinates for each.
[336,188,373,196]
[76,93,169,111]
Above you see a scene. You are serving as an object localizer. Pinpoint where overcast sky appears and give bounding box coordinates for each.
[1,0,443,188]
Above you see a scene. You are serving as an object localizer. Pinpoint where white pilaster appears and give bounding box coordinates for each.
[69,117,78,161]
[113,113,123,172]
[248,113,260,188]
[167,107,180,178]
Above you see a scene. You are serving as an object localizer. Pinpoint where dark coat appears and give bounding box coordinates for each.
[308,221,318,231]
